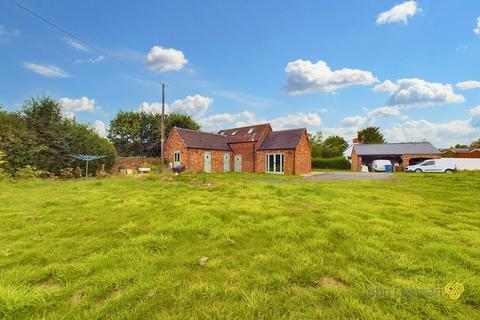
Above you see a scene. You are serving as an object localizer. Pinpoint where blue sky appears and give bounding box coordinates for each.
[1,0,479,147]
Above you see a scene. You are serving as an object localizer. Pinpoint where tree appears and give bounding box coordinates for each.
[308,131,323,157]
[471,139,480,149]
[0,109,40,174]
[0,97,116,176]
[319,135,348,158]
[454,144,468,148]
[108,111,200,157]
[22,97,71,174]
[357,127,386,144]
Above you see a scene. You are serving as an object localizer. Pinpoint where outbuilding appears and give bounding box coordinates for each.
[351,142,441,171]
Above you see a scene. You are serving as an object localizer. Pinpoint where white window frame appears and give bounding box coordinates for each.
[265,153,285,174]
[173,151,180,165]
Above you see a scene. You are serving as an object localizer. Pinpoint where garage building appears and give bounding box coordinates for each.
[351,142,441,171]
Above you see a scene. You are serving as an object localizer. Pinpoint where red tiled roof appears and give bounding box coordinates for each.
[174,127,231,151]
[218,123,271,143]
[258,128,306,150]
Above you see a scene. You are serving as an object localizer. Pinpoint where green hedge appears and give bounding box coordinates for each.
[312,156,351,170]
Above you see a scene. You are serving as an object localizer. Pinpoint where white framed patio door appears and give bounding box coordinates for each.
[265,153,284,174]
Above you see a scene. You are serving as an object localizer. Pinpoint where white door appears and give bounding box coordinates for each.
[204,152,212,173]
[234,155,242,172]
[223,153,230,172]
[173,151,180,167]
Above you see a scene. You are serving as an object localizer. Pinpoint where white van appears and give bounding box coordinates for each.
[370,159,392,172]
[406,159,456,173]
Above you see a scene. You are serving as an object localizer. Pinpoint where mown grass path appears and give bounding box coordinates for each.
[0,173,479,319]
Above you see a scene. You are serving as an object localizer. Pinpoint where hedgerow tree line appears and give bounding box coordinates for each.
[0,97,116,178]
[0,97,201,178]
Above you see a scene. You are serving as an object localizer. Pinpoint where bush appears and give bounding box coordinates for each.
[15,166,51,179]
[312,157,351,170]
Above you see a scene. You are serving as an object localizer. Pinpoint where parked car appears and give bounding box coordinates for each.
[406,159,456,173]
[370,159,392,172]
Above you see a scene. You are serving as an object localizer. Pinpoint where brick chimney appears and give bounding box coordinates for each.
[353,137,361,144]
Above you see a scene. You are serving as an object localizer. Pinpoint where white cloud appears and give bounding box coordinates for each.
[93,120,107,137]
[374,78,464,107]
[23,63,69,78]
[270,112,323,130]
[63,37,90,52]
[373,80,398,93]
[199,110,322,132]
[367,106,402,117]
[471,106,480,128]
[0,25,21,42]
[456,80,480,90]
[470,106,480,116]
[284,59,378,95]
[139,102,166,114]
[376,1,419,25]
[139,95,213,118]
[169,95,213,117]
[340,116,370,128]
[75,56,104,64]
[385,119,478,147]
[146,46,188,72]
[474,17,480,36]
[59,97,97,114]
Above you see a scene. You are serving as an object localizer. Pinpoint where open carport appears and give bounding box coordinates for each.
[351,142,441,171]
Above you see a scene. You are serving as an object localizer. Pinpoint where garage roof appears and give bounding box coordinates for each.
[354,142,440,156]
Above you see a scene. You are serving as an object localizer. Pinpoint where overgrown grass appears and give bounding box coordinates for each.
[1,172,479,319]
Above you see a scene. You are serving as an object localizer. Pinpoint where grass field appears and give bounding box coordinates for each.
[1,172,480,319]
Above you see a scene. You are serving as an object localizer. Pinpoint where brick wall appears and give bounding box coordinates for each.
[351,149,362,171]
[164,128,188,168]
[112,157,159,172]
[187,149,233,173]
[229,142,256,172]
[294,131,312,174]
[255,149,295,174]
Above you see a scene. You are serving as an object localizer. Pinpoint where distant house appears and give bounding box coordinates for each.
[351,142,441,171]
[442,148,480,158]
[164,124,311,174]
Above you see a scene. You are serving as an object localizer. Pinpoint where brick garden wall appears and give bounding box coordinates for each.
[112,157,160,172]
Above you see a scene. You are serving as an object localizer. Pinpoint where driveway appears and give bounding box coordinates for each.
[304,172,394,181]
[254,172,394,183]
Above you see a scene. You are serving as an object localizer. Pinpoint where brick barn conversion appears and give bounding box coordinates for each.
[164,123,311,174]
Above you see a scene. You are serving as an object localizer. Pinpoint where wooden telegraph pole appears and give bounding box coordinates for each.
[160,83,166,172]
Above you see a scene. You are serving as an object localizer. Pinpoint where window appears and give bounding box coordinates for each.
[421,160,434,166]
[231,130,237,135]
[265,153,284,173]
[173,151,180,163]
[247,128,254,134]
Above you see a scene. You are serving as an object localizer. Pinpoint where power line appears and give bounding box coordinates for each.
[7,0,166,87]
